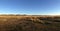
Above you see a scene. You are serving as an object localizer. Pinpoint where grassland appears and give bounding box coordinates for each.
[0,15,60,31]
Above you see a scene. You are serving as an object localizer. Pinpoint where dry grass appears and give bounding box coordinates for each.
[0,15,59,31]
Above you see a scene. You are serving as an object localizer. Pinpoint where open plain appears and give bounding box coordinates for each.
[0,15,59,31]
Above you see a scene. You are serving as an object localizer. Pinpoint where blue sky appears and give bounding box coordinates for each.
[0,0,60,15]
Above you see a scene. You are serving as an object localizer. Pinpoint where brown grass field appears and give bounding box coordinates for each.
[0,15,60,31]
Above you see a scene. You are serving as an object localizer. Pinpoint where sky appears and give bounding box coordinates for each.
[0,0,60,15]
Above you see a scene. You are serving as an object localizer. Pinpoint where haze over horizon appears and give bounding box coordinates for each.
[0,0,60,15]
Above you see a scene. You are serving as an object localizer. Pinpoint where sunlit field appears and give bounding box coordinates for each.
[0,15,60,31]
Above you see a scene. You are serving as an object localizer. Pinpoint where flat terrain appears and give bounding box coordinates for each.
[0,15,60,31]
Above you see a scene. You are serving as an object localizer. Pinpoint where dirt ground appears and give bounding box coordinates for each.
[0,15,60,31]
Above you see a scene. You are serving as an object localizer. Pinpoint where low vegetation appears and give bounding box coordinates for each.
[0,15,60,31]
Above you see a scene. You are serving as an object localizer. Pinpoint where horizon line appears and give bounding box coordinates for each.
[0,14,60,16]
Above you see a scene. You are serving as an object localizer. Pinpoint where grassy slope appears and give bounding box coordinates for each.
[0,15,59,31]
